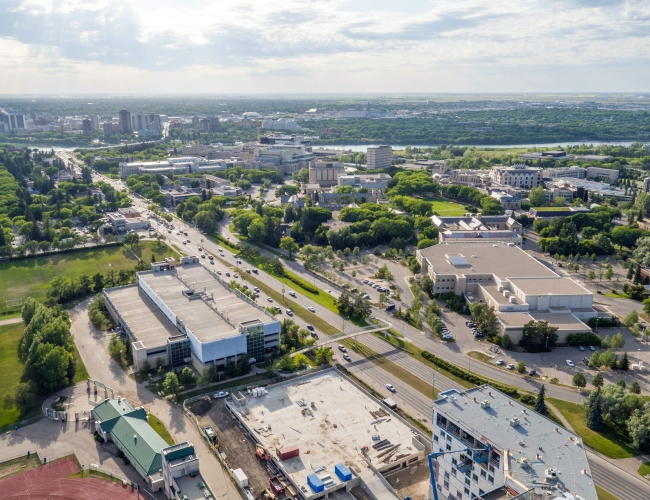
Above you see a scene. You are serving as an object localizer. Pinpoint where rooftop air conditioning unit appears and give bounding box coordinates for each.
[510,417,520,427]
[481,400,490,409]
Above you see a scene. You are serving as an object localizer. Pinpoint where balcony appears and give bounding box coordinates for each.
[473,449,489,464]
[457,460,473,474]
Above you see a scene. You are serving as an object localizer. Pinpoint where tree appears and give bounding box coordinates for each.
[520,320,558,348]
[616,379,626,389]
[586,386,603,431]
[619,352,629,370]
[198,369,213,389]
[179,367,196,385]
[611,332,626,350]
[123,232,140,249]
[588,270,596,282]
[600,384,626,422]
[501,334,514,350]
[27,343,74,394]
[592,372,604,388]
[314,346,334,365]
[108,335,126,363]
[627,264,635,281]
[529,186,546,207]
[634,264,643,284]
[534,385,547,415]
[572,371,586,388]
[627,405,650,449]
[630,380,641,394]
[139,359,151,376]
[605,266,613,280]
[624,310,639,328]
[600,350,617,369]
[476,305,499,336]
[279,236,299,259]
[588,351,603,369]
[163,372,182,401]
[516,361,526,374]
[12,382,35,413]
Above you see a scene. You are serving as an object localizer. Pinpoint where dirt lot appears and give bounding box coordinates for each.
[190,398,272,498]
[385,462,430,500]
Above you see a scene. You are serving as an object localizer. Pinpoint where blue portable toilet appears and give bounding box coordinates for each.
[334,463,352,482]
[307,474,324,493]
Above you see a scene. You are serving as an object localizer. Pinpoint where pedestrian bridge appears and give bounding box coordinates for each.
[290,318,392,356]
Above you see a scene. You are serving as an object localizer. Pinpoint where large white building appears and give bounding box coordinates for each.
[367,145,393,169]
[337,173,391,190]
[542,165,619,184]
[308,160,346,186]
[431,385,597,500]
[253,144,314,175]
[103,260,281,373]
[490,164,542,189]
[416,242,596,343]
[119,157,226,179]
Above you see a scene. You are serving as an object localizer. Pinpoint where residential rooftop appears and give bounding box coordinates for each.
[434,385,597,499]
[419,243,558,279]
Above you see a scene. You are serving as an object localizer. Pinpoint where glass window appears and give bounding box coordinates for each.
[488,475,494,485]
[434,435,439,443]
[452,458,457,466]
[465,477,470,486]
[464,487,470,496]
[480,469,487,479]
[451,468,457,477]
[446,444,452,451]
[472,474,478,483]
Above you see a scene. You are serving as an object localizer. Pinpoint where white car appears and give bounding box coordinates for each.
[385,383,396,393]
[213,391,229,399]
[217,270,222,275]
[496,359,504,365]
[578,346,585,351]
[267,297,274,302]
[307,306,315,313]
[506,364,515,370]
[566,360,575,367]
[589,346,596,351]
[288,291,296,297]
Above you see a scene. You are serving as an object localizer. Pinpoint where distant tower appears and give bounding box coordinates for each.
[643,177,650,193]
[118,110,132,134]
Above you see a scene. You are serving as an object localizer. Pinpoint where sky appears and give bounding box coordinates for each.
[1,0,649,94]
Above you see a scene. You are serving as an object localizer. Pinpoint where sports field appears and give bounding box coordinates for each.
[0,241,178,306]
[426,198,470,216]
[0,323,25,427]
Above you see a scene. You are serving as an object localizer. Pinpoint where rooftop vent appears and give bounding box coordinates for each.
[545,468,558,481]
[510,416,520,427]
[481,400,490,409]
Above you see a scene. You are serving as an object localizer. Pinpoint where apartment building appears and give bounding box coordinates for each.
[118,110,132,133]
[366,145,393,169]
[431,385,596,500]
[490,164,542,189]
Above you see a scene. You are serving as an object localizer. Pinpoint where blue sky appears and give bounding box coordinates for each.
[1,0,649,93]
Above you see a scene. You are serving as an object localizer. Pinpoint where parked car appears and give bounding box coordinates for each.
[528,370,537,377]
[385,383,396,393]
[386,304,396,312]
[589,345,596,351]
[566,360,575,367]
[578,345,585,351]
[506,364,515,370]
[496,359,504,365]
[213,391,229,399]
[582,357,590,364]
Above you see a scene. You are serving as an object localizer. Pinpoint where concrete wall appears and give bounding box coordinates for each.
[137,275,178,326]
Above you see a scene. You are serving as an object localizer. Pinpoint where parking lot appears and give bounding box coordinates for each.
[190,397,272,498]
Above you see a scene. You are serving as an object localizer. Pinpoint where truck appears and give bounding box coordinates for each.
[382,398,397,410]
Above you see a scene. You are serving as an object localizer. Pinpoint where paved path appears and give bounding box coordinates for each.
[0,317,22,326]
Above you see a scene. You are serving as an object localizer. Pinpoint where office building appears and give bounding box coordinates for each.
[119,157,226,179]
[308,160,346,186]
[103,122,114,136]
[228,370,427,500]
[0,112,27,130]
[545,178,631,202]
[490,164,542,189]
[103,260,281,373]
[489,190,521,210]
[253,144,314,174]
[432,214,522,246]
[366,145,393,169]
[337,173,391,190]
[89,114,100,130]
[200,117,220,132]
[416,242,596,342]
[542,165,619,184]
[261,118,300,131]
[82,118,92,133]
[118,109,133,133]
[431,385,597,500]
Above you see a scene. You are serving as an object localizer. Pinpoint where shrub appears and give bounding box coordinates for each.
[520,394,536,405]
[587,316,619,328]
[566,332,602,347]
[285,272,319,294]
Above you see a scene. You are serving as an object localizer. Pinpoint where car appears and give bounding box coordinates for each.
[589,345,596,351]
[252,269,258,274]
[275,306,282,313]
[466,322,475,327]
[327,290,332,294]
[288,291,296,297]
[213,391,229,399]
[286,309,293,316]
[210,260,214,265]
[217,270,222,275]
[385,383,396,393]
[310,332,318,338]
[528,370,537,377]
[474,333,484,338]
[506,364,515,370]
[233,273,239,278]
[198,247,202,251]
[208,255,213,260]
[363,279,369,284]
[267,297,273,302]
[363,294,371,300]
[201,254,206,259]
[578,345,585,351]
[496,359,504,365]
[186,239,190,243]
[385,304,396,312]
[343,354,351,361]
[254,287,259,292]
[225,272,230,277]
[308,306,315,312]
[566,360,575,367]
[351,288,357,293]
[582,357,590,364]
[246,269,251,274]
[338,345,347,352]
[306,325,314,331]
[242,285,249,289]
[182,240,187,244]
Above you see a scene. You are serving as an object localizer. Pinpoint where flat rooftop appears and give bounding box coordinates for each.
[229,371,425,496]
[498,312,589,331]
[434,385,597,499]
[105,285,179,349]
[509,277,591,296]
[138,264,274,344]
[175,474,215,500]
[420,243,557,279]
[480,284,524,305]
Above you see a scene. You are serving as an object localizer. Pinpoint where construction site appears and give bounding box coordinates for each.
[208,369,430,500]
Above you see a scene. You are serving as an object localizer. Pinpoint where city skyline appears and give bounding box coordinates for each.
[1,0,649,94]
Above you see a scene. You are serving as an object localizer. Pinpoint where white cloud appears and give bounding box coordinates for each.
[0,0,649,93]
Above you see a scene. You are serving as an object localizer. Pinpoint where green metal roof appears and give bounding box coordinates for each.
[107,412,169,476]
[162,443,195,463]
[91,399,134,422]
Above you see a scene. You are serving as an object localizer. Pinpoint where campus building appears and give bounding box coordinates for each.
[431,385,597,500]
[308,160,346,186]
[103,259,281,373]
[431,214,522,246]
[119,157,226,179]
[542,165,619,184]
[490,165,543,189]
[416,243,596,342]
[366,145,393,169]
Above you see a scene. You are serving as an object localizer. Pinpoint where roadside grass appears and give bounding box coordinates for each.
[71,342,89,383]
[0,241,178,305]
[638,461,650,478]
[181,372,274,401]
[604,292,631,299]
[67,469,124,483]
[147,413,175,446]
[596,486,620,500]
[0,453,42,480]
[548,397,639,458]
[468,351,493,363]
[0,323,26,428]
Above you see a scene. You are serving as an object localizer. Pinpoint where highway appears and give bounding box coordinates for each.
[61,153,646,499]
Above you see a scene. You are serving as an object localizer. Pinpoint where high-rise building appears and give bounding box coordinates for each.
[82,118,92,133]
[0,112,27,130]
[118,109,132,134]
[89,114,100,130]
[103,122,113,136]
[366,145,392,169]
[199,117,220,132]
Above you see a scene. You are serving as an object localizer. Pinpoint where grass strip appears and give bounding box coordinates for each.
[147,413,175,446]
[639,461,650,479]
[547,397,638,459]
[596,485,620,500]
[468,351,492,363]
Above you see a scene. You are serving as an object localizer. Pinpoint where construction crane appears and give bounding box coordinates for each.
[427,445,490,500]
[252,120,262,142]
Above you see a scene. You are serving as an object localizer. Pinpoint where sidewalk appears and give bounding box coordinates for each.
[0,316,23,327]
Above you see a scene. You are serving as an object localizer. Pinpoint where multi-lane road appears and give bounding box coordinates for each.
[61,153,649,499]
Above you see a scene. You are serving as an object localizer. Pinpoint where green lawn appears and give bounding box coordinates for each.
[548,397,639,458]
[0,241,179,305]
[596,485,620,500]
[423,198,469,216]
[0,323,26,428]
[639,461,650,479]
[147,413,175,446]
